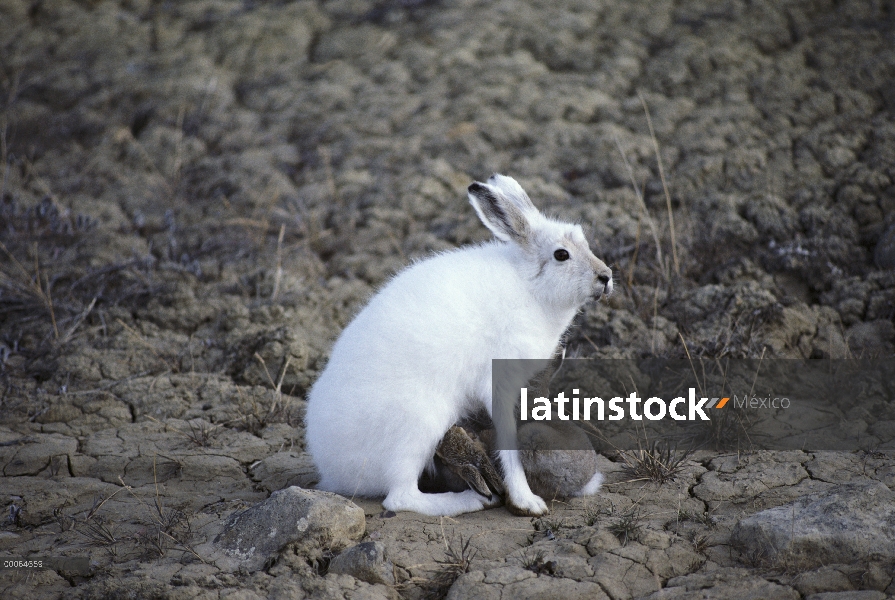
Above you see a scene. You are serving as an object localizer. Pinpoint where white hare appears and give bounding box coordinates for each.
[306,174,612,516]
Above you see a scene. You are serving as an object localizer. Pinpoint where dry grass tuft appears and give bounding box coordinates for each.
[607,508,643,546]
[425,532,478,599]
[398,527,479,600]
[618,439,693,484]
[583,502,616,527]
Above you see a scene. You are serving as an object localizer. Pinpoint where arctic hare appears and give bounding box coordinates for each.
[306,174,612,516]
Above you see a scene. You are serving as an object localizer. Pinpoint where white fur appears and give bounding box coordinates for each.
[577,471,605,497]
[306,174,612,516]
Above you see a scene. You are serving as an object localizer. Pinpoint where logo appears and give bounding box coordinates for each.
[518,388,786,422]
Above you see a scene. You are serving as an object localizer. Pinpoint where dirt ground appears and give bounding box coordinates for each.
[1,0,894,598]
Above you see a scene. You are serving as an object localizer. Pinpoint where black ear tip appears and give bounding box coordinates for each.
[468,182,487,194]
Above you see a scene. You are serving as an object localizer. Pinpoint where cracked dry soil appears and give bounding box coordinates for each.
[1,0,894,598]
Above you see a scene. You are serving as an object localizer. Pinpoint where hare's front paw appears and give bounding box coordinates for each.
[506,490,548,516]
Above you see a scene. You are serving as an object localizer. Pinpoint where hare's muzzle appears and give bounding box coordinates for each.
[595,267,613,298]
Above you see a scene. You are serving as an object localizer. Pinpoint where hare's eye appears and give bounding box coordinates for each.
[553,249,570,262]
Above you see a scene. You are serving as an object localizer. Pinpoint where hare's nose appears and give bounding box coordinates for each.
[596,270,613,296]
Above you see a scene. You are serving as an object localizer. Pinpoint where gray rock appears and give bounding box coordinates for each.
[447,566,609,600]
[207,486,365,572]
[731,481,895,569]
[250,451,320,492]
[645,567,800,599]
[791,566,856,596]
[806,592,886,600]
[329,541,395,586]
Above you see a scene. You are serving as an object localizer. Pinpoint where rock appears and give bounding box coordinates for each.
[644,567,800,599]
[731,482,895,569]
[805,592,887,600]
[250,451,320,492]
[447,566,609,600]
[329,541,395,586]
[791,566,858,596]
[205,486,365,572]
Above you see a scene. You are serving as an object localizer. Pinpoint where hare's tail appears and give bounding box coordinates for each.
[576,471,605,497]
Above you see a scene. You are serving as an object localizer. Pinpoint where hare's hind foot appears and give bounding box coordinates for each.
[383,487,496,517]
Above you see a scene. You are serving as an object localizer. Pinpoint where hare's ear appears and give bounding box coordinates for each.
[468,181,531,243]
[486,174,537,214]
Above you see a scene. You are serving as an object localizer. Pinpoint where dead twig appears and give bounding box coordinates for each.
[639,91,680,276]
[613,135,666,282]
[271,224,285,301]
[0,240,59,339]
[59,296,96,345]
